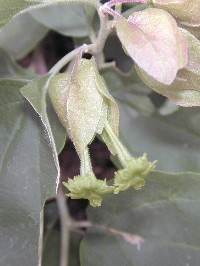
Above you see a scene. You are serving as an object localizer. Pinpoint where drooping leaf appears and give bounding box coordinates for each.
[81,171,200,266]
[101,68,155,116]
[0,79,57,266]
[0,13,48,59]
[152,0,200,27]
[0,47,36,79]
[116,8,188,84]
[135,29,200,107]
[30,4,94,37]
[121,105,200,172]
[21,74,66,155]
[103,67,200,172]
[0,0,99,28]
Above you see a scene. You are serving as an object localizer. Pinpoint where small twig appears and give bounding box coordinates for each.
[107,0,147,8]
[70,220,144,249]
[57,187,71,266]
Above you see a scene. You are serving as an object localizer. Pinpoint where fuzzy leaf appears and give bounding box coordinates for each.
[116,8,188,85]
[103,67,200,172]
[136,29,200,107]
[0,79,57,266]
[0,0,99,28]
[30,4,93,37]
[21,74,66,155]
[152,0,200,27]
[0,13,48,59]
[0,47,36,79]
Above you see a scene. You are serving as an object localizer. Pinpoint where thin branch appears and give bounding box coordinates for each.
[57,187,71,266]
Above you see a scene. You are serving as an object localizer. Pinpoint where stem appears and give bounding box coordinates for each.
[57,187,71,266]
[115,3,122,14]
[105,121,131,166]
[107,0,147,8]
[49,46,84,75]
[100,4,121,19]
[48,9,111,75]
[80,147,93,175]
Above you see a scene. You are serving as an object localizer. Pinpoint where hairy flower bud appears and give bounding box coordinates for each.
[114,154,157,194]
[63,172,113,207]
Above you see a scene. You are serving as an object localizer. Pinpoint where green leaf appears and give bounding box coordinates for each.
[135,29,200,107]
[0,0,99,28]
[43,230,81,266]
[120,103,200,172]
[42,199,81,266]
[0,79,57,265]
[21,74,66,155]
[152,0,200,27]
[101,68,155,116]
[103,68,200,172]
[116,8,188,84]
[43,201,81,266]
[0,47,36,79]
[0,13,48,59]
[30,4,93,37]
[81,171,200,266]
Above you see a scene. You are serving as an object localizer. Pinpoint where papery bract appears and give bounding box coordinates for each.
[116,8,188,85]
[48,73,70,129]
[67,58,103,156]
[135,29,200,107]
[67,58,119,156]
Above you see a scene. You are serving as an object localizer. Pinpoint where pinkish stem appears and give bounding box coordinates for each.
[100,3,122,19]
[107,0,147,8]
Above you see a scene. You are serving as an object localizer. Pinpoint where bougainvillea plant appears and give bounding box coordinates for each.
[1,0,200,265]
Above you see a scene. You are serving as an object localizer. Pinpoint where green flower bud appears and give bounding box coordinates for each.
[114,154,157,194]
[63,172,113,207]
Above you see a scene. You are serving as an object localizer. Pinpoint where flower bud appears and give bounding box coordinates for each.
[114,154,157,194]
[63,172,113,207]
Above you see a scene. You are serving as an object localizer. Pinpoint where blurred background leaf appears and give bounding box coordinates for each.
[0,13,48,59]
[0,79,58,265]
[81,171,200,266]
[30,4,95,38]
[0,47,36,79]
[102,68,200,172]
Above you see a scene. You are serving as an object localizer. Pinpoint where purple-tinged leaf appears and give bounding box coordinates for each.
[116,8,188,85]
[135,29,200,107]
